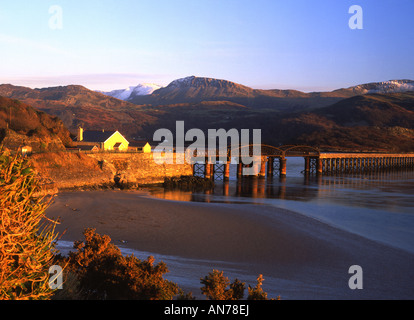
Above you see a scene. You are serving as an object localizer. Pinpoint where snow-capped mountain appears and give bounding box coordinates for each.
[98,77,414,107]
[167,75,251,90]
[98,83,162,101]
[346,80,414,95]
[168,76,198,88]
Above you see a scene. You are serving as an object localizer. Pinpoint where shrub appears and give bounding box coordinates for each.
[0,150,59,299]
[200,270,245,300]
[61,228,180,300]
[248,274,273,300]
[201,270,278,300]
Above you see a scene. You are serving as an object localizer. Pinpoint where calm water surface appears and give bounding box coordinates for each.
[149,157,414,253]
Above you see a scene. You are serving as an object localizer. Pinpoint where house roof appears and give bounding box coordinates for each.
[129,140,151,147]
[77,144,99,151]
[82,130,117,143]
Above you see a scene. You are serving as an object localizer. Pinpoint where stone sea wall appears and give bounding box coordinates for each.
[87,152,193,187]
[29,151,193,191]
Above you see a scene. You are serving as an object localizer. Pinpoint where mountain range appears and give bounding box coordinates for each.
[101,76,414,109]
[0,77,414,151]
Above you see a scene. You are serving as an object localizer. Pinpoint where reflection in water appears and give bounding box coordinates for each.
[148,158,414,255]
[150,159,414,214]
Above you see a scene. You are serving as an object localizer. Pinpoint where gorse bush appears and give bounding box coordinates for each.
[200,270,278,300]
[247,274,277,300]
[200,270,245,300]
[0,150,58,299]
[59,228,180,300]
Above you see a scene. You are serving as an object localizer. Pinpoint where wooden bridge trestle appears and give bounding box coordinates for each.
[319,153,414,175]
[191,146,414,180]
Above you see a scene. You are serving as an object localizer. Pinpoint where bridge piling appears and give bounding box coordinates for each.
[304,157,310,175]
[236,162,243,179]
[224,160,230,181]
[259,157,267,178]
[319,153,414,175]
[317,158,323,175]
[204,160,212,179]
[267,157,274,177]
[280,158,287,177]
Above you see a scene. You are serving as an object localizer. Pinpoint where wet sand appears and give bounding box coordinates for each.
[45,190,414,300]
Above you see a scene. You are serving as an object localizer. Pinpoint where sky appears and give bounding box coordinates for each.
[0,0,413,91]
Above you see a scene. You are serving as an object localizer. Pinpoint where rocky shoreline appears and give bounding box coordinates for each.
[28,151,197,194]
[44,175,215,194]
[163,175,214,190]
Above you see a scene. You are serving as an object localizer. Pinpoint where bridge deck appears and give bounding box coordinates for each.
[319,153,414,159]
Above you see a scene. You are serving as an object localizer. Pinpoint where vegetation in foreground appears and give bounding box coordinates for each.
[0,150,59,299]
[53,228,278,300]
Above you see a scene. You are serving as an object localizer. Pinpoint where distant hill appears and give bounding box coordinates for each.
[331,79,414,96]
[314,91,414,127]
[0,96,73,152]
[259,91,414,152]
[0,84,158,138]
[1,78,414,152]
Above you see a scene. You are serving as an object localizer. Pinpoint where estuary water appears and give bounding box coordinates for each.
[149,157,414,254]
[54,157,414,299]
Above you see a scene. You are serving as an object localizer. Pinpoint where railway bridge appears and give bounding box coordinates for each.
[190,145,414,180]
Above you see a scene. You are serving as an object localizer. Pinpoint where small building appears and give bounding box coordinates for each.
[21,146,32,157]
[75,127,129,152]
[77,144,100,152]
[142,142,152,153]
[128,139,152,153]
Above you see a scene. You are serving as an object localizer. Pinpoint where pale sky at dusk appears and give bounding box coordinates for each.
[0,0,413,91]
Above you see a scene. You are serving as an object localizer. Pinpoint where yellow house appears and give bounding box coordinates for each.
[143,142,152,153]
[76,127,129,151]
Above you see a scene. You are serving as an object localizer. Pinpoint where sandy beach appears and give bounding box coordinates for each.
[45,190,414,300]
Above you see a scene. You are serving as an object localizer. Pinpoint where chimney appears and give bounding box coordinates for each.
[77,127,83,142]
